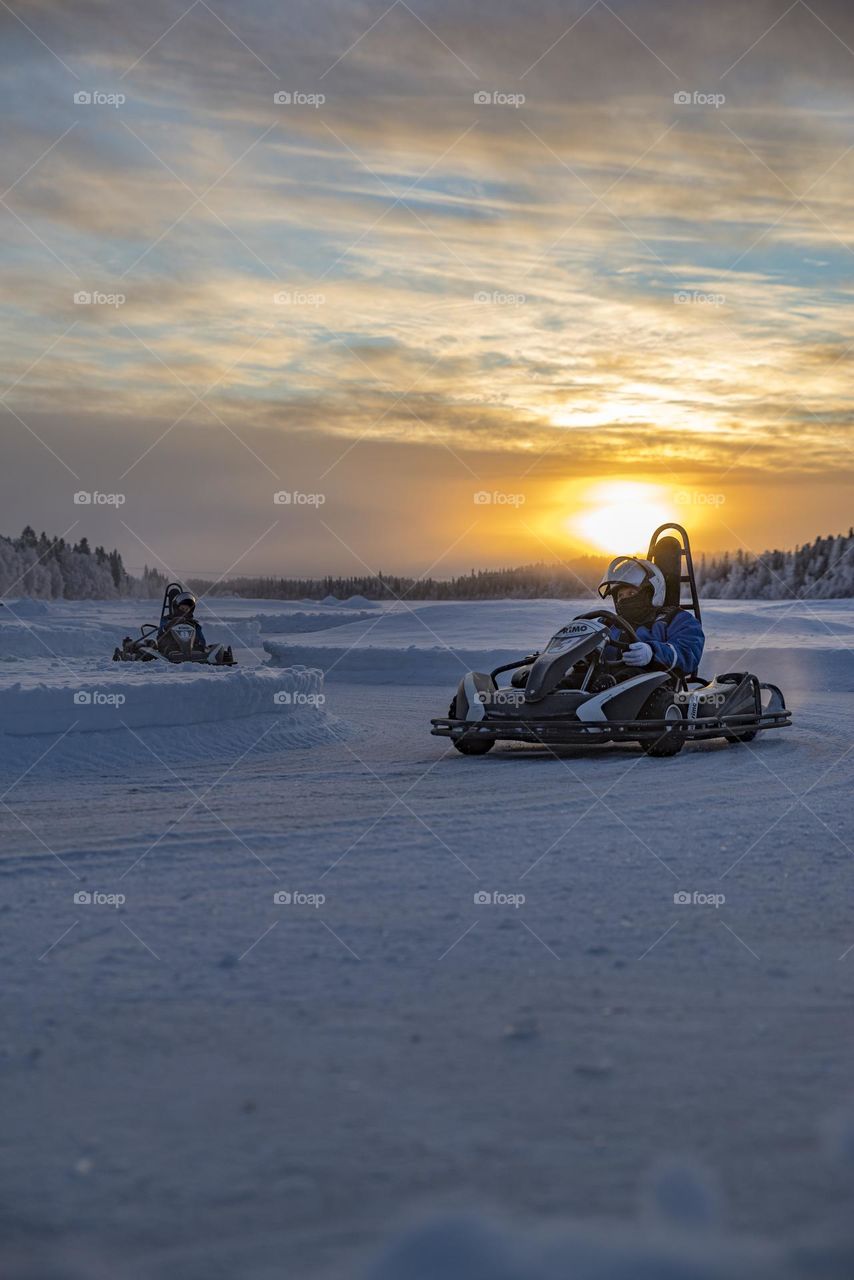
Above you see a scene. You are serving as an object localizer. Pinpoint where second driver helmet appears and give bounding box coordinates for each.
[173,590,197,615]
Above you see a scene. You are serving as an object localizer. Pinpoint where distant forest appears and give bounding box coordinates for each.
[2,526,853,601]
[0,526,165,600]
[193,529,854,602]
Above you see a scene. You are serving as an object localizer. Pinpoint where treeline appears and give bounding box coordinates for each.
[190,560,607,601]
[4,526,854,602]
[0,526,166,600]
[697,530,854,600]
[195,531,854,602]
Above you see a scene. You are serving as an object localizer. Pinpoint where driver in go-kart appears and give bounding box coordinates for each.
[598,556,705,676]
[157,589,208,653]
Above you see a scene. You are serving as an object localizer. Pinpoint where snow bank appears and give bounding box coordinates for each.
[364,1212,783,1280]
[370,1207,849,1280]
[0,621,125,659]
[0,664,322,737]
[194,615,261,645]
[254,610,375,634]
[0,664,342,771]
[703,645,854,692]
[342,593,379,608]
[263,598,854,688]
[365,1141,854,1280]
[0,595,50,617]
[264,640,517,683]
[266,637,854,690]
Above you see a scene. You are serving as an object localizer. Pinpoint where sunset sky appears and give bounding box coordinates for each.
[2,0,853,578]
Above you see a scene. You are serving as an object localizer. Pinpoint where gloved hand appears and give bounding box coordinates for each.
[623,641,653,667]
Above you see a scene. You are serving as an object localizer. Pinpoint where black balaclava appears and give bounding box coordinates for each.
[615,583,656,628]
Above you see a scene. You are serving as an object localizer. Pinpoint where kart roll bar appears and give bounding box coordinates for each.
[647,523,702,623]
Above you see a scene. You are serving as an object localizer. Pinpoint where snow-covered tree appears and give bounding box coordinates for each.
[0,528,166,600]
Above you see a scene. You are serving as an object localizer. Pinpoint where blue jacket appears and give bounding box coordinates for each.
[607,608,704,676]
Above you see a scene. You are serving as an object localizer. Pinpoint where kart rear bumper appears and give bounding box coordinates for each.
[113,644,236,666]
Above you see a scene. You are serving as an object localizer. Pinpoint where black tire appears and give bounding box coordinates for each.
[453,733,494,755]
[638,687,685,758]
[726,730,757,744]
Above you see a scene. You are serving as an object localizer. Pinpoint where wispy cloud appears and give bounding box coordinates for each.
[3,0,854,567]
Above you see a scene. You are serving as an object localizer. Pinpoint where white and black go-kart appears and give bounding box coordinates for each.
[430,524,791,758]
[112,581,236,667]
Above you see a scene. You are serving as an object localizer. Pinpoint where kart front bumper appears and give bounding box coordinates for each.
[430,708,791,747]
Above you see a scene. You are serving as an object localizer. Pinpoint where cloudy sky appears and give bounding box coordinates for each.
[2,0,853,578]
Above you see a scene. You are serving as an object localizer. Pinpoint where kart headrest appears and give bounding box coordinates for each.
[650,535,683,607]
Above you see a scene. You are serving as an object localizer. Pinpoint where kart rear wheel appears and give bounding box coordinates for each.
[638,688,685,758]
[453,733,494,755]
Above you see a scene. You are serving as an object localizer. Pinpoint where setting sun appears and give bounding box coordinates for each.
[570,482,673,554]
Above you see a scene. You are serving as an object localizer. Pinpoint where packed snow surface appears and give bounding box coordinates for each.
[1,595,853,1279]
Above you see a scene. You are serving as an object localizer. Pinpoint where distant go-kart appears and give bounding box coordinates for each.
[430,524,791,758]
[113,581,236,667]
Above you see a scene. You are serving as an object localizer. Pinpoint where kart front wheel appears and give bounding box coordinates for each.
[638,688,685,758]
[453,733,494,755]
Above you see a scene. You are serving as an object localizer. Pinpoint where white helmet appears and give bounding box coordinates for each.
[173,590,197,613]
[598,556,666,607]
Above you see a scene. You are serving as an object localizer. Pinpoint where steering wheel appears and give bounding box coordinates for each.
[575,609,638,664]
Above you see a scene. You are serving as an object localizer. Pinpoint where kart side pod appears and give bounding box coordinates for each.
[682,671,785,722]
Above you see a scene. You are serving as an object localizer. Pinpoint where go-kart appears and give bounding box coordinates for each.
[430,525,791,757]
[113,581,236,666]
